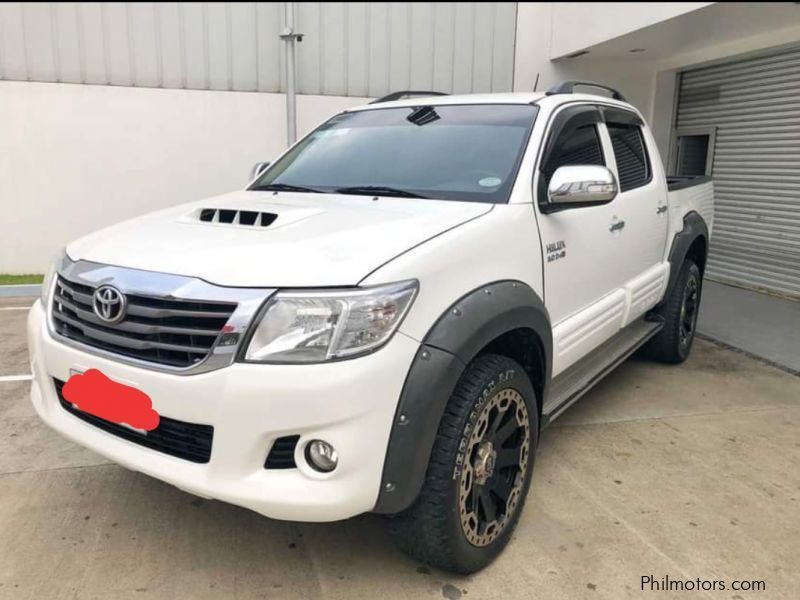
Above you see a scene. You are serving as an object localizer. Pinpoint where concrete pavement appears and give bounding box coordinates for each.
[1,298,798,599]
[0,285,40,298]
[697,280,800,373]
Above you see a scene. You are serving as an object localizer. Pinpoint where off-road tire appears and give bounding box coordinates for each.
[644,259,702,364]
[387,353,538,574]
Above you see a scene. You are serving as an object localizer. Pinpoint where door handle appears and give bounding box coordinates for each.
[656,205,668,214]
[609,219,626,232]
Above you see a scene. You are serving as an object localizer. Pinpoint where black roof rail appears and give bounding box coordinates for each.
[545,81,627,102]
[369,90,449,104]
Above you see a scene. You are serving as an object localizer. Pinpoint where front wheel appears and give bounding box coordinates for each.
[644,259,702,363]
[388,354,538,574]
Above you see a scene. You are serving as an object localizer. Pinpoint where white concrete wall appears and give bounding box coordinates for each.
[0,81,367,273]
[513,3,661,120]
[514,2,800,163]
[549,2,712,59]
[649,70,679,162]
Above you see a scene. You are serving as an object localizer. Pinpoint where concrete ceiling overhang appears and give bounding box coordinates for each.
[552,2,800,69]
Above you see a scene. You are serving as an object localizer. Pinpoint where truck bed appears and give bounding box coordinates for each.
[667,177,714,236]
[666,175,712,192]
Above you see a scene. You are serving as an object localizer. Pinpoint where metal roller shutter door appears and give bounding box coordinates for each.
[676,47,800,298]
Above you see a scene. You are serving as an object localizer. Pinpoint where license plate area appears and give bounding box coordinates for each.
[62,368,160,432]
[54,377,214,464]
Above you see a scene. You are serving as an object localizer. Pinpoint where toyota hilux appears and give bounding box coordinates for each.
[28,82,713,573]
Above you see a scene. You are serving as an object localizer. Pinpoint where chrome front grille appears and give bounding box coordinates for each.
[53,276,236,368]
[49,257,276,374]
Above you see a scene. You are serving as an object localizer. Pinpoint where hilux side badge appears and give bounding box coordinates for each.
[546,240,566,263]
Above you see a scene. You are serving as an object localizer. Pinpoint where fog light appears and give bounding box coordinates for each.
[306,439,338,472]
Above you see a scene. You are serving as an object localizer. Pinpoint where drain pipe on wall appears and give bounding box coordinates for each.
[280,2,303,146]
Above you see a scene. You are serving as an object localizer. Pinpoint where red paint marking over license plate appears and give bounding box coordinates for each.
[63,369,160,431]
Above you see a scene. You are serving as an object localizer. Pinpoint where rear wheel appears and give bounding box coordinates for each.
[388,354,538,574]
[644,259,702,363]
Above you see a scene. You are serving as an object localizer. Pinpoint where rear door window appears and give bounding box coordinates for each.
[606,123,651,192]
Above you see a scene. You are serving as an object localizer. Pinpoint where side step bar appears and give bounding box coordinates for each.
[542,318,663,425]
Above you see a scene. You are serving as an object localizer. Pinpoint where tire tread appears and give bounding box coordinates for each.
[388,354,534,573]
[644,259,700,363]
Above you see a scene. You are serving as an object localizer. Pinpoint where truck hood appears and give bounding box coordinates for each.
[67,191,492,287]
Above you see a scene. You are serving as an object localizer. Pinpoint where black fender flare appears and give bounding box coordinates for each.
[373,280,551,514]
[663,211,709,303]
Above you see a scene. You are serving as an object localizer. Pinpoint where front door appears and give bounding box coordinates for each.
[534,104,630,376]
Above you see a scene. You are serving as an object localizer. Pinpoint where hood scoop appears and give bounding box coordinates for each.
[197,208,278,227]
[68,190,494,287]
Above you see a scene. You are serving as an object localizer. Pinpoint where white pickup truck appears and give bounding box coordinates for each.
[28,82,713,573]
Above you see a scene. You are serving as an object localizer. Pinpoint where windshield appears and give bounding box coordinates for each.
[250,104,538,203]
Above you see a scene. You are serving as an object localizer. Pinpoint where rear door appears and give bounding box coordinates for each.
[600,108,670,325]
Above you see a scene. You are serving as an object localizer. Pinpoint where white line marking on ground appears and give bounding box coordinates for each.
[0,307,32,311]
[0,375,32,382]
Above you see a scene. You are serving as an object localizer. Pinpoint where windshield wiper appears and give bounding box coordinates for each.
[250,183,324,194]
[336,186,429,199]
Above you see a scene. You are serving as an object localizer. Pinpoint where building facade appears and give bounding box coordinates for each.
[1,2,799,298]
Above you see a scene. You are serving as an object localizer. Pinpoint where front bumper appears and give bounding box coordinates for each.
[27,300,418,521]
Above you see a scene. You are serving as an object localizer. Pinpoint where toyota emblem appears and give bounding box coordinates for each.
[92,285,127,324]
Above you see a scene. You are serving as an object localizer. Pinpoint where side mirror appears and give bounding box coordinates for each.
[547,165,617,208]
[250,161,270,181]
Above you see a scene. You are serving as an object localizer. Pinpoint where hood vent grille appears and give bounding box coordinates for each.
[198,208,277,227]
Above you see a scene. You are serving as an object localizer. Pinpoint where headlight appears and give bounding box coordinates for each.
[242,280,418,363]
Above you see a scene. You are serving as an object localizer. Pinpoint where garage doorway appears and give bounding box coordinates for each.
[674,46,800,298]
